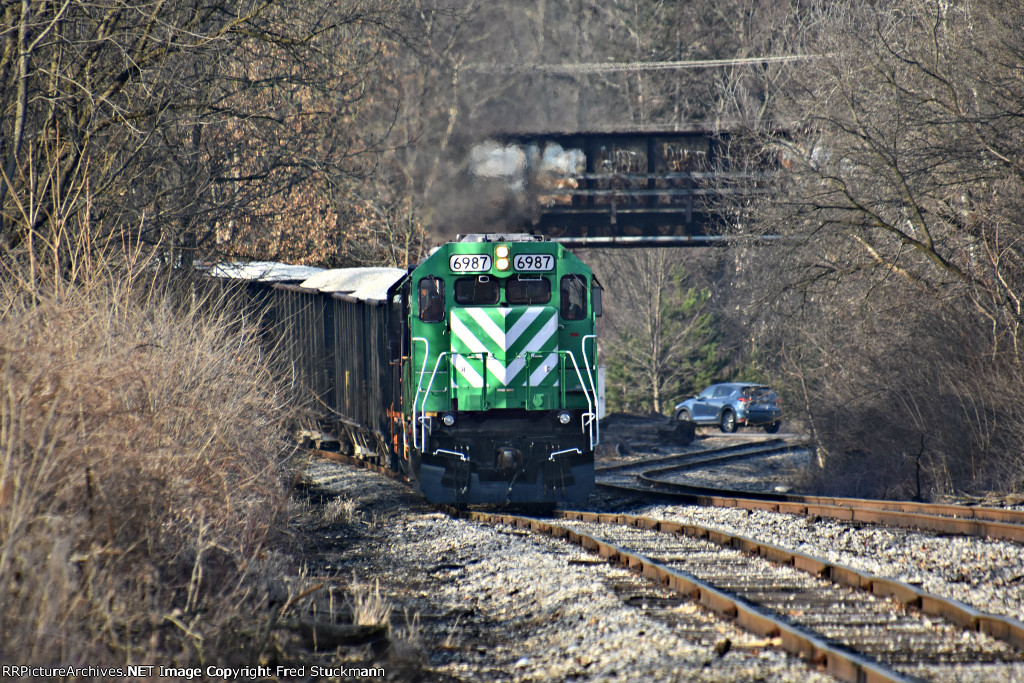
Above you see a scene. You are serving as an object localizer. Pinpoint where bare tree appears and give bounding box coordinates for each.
[727,0,1024,496]
[594,249,720,414]
[0,0,413,272]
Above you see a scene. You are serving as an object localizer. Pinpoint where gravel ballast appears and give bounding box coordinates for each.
[294,419,1024,681]
[300,459,836,682]
[596,436,1024,624]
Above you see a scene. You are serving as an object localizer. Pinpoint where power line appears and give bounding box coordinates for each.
[465,54,817,75]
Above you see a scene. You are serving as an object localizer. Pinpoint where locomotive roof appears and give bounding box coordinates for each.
[300,267,406,301]
[203,261,325,283]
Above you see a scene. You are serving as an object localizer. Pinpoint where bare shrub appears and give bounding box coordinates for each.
[0,265,300,666]
[349,578,393,629]
[322,497,359,525]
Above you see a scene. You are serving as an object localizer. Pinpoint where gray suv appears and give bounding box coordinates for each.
[673,383,782,433]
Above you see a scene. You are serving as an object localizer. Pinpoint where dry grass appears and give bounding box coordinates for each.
[350,578,393,628]
[321,496,359,525]
[0,263,302,667]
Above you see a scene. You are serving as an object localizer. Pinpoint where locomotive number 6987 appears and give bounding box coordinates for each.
[512,253,554,271]
[449,254,493,272]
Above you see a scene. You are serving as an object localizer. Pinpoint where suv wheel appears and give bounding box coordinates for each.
[676,408,691,422]
[720,409,737,433]
[763,421,780,434]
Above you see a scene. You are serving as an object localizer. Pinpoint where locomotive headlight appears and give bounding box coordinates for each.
[495,244,510,258]
[557,410,572,425]
[496,257,510,271]
[442,412,456,427]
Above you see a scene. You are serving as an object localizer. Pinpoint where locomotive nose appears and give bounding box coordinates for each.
[496,446,522,472]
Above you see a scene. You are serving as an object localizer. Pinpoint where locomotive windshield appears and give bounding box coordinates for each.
[506,275,551,304]
[453,275,553,306]
[454,276,500,305]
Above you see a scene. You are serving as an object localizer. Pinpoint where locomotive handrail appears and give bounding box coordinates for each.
[418,351,450,450]
[416,339,598,453]
[550,447,582,460]
[411,337,430,450]
[582,334,600,448]
[563,350,597,451]
[434,448,467,461]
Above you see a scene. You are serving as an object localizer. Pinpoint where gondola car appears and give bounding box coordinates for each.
[221,234,601,505]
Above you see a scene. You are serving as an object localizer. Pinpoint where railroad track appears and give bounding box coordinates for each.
[455,508,1024,683]
[597,439,1024,543]
[314,447,1024,680]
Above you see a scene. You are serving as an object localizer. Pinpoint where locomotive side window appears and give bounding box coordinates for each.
[506,275,551,304]
[454,276,500,305]
[560,274,587,320]
[418,277,445,322]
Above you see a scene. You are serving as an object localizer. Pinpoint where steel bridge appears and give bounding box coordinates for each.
[472,130,769,248]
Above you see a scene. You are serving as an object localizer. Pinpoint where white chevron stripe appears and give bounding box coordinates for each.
[463,307,551,351]
[450,307,560,388]
[452,354,485,388]
[520,316,557,354]
[505,307,545,348]
[493,356,524,384]
[466,308,507,349]
[528,352,559,386]
[450,314,489,354]
[451,315,518,384]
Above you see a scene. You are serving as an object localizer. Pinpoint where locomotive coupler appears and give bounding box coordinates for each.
[496,445,523,473]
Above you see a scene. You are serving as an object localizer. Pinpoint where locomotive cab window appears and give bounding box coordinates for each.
[455,275,499,305]
[506,275,551,305]
[560,274,587,320]
[418,277,445,322]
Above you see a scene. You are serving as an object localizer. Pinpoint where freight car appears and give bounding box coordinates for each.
[219,234,601,505]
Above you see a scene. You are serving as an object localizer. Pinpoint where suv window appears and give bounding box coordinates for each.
[743,386,776,401]
[507,275,551,304]
[713,385,734,399]
[455,276,500,305]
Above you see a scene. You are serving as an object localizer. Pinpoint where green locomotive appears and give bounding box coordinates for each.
[396,234,600,504]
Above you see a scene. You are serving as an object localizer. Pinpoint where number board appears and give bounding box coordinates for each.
[449,254,492,272]
[512,253,554,272]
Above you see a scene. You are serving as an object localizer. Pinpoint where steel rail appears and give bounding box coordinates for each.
[648,468,1024,525]
[453,508,1024,679]
[453,508,913,683]
[596,438,800,473]
[314,448,1024,678]
[554,510,1024,653]
[612,449,1024,543]
[321,435,1024,543]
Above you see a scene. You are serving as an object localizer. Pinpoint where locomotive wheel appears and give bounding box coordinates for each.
[720,409,737,433]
